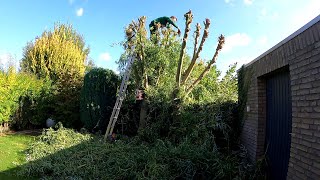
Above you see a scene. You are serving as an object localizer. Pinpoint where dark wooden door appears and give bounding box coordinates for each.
[266,70,292,180]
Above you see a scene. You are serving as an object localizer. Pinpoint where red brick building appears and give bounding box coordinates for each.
[239,15,320,179]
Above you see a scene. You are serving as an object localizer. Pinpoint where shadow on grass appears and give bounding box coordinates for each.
[0,139,99,179]
[0,136,249,180]
[0,136,235,179]
[0,137,149,179]
[0,134,38,179]
[0,170,38,180]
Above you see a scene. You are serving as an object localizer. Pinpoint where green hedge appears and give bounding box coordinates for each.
[0,70,51,126]
[80,68,119,132]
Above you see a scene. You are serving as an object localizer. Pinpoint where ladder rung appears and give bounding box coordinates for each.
[105,52,135,138]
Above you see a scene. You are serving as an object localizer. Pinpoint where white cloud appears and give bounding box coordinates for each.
[0,52,18,71]
[222,33,251,53]
[0,53,10,66]
[95,51,112,69]
[99,52,111,61]
[271,12,279,19]
[113,69,120,75]
[261,8,267,17]
[244,0,254,5]
[290,0,320,29]
[259,8,279,22]
[76,8,84,17]
[224,0,235,5]
[69,0,75,5]
[257,36,268,46]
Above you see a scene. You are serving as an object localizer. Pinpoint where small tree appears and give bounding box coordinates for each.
[121,10,225,102]
[20,23,90,128]
[115,10,227,134]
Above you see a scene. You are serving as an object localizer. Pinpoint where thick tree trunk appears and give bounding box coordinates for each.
[138,99,148,131]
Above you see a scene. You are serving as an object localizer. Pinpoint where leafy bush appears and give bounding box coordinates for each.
[50,73,84,129]
[136,99,239,148]
[17,127,254,179]
[11,87,53,130]
[11,76,84,130]
[0,69,51,128]
[80,68,119,131]
[0,68,84,130]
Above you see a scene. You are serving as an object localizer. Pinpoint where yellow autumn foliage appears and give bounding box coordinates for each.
[21,23,89,82]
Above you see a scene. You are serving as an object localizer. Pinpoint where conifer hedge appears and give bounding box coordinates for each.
[80,68,119,131]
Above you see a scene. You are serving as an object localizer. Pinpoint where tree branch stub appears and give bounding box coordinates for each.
[181,18,211,85]
[186,34,225,95]
[176,10,193,87]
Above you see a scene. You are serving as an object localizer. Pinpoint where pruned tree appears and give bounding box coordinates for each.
[123,16,149,90]
[186,34,225,95]
[20,23,90,128]
[118,10,225,101]
[176,10,193,87]
[173,10,225,100]
[116,11,226,133]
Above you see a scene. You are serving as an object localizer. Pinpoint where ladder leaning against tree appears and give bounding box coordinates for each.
[104,46,136,140]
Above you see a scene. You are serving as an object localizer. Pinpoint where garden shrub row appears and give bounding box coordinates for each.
[80,68,119,132]
[0,69,51,130]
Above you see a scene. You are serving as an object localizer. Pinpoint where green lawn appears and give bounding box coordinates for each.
[0,134,35,179]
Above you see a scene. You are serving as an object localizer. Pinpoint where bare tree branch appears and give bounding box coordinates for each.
[192,23,201,61]
[176,10,193,87]
[182,19,211,84]
[186,34,225,95]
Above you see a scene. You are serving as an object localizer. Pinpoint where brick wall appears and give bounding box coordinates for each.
[239,20,320,179]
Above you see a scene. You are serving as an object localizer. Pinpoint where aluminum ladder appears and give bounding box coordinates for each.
[104,50,136,139]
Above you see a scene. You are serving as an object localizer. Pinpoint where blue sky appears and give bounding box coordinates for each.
[0,0,319,74]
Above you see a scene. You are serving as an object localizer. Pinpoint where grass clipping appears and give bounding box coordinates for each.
[18,124,244,179]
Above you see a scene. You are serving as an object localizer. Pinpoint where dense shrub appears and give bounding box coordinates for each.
[11,86,53,130]
[19,23,90,129]
[51,73,84,129]
[0,69,84,130]
[0,69,51,129]
[80,68,119,131]
[11,76,84,130]
[136,99,239,148]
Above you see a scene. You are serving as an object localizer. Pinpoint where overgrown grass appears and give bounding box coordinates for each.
[0,134,36,179]
[14,125,262,179]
